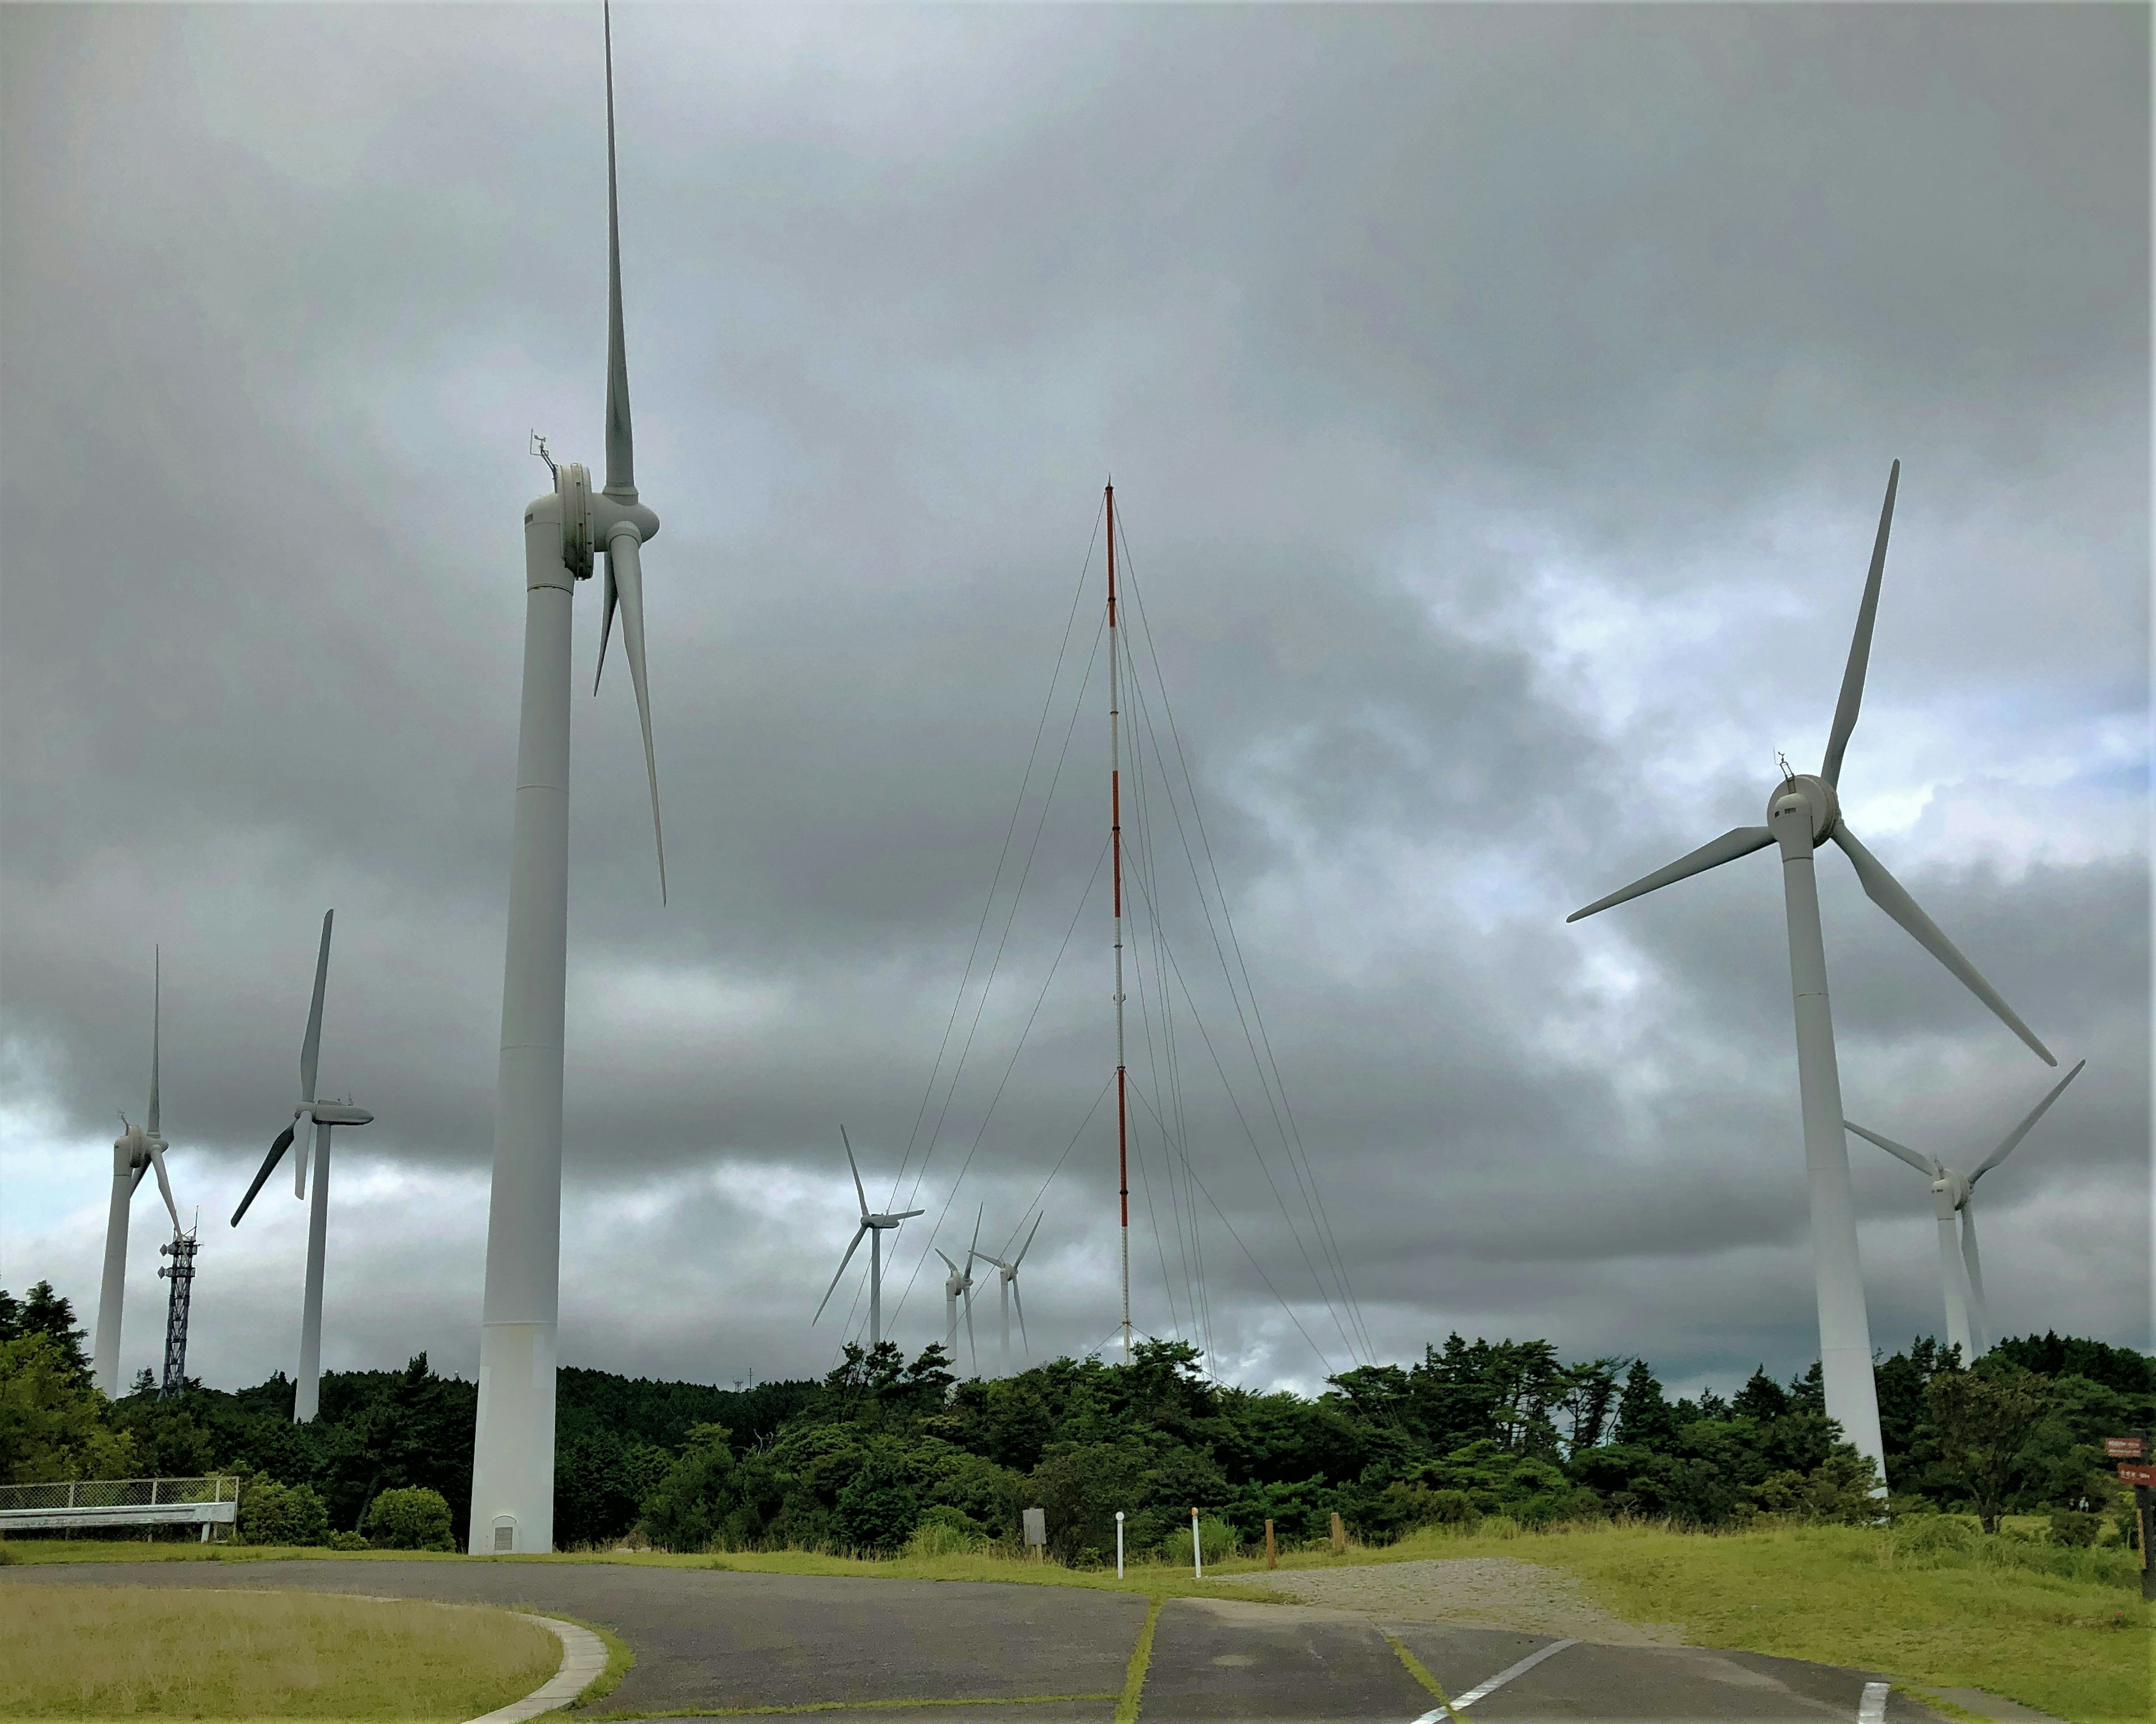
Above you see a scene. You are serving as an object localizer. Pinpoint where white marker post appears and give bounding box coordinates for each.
[1190,1506,1202,1579]
[1115,1510,1125,1579]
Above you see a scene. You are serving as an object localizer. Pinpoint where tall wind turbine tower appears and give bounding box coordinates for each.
[230,910,373,1422]
[1567,464,2055,1481]
[468,4,668,1554]
[92,954,182,1397]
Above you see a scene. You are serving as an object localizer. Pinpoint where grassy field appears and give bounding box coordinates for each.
[0,1584,563,1720]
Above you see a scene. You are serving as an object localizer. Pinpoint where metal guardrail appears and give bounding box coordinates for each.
[0,1475,240,1534]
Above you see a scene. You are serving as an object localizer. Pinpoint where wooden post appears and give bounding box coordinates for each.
[1264,1519,1277,1568]
[2138,1426,2154,1603]
[1329,1511,1345,1555]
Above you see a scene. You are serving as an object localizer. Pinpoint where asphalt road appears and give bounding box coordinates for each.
[1,1558,1953,1722]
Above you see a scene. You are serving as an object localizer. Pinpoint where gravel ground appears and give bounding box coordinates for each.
[1240,1556,1685,1646]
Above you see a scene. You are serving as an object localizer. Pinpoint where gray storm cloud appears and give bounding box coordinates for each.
[2,4,2145,1396]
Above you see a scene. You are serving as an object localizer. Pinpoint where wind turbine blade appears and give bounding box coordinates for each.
[840,1126,870,1218]
[1959,1199,1990,1353]
[963,1282,977,1372]
[295,1114,310,1200]
[300,910,332,1105]
[1971,1059,2086,1182]
[1830,827,2055,1064]
[969,1204,983,1260]
[1820,459,1899,788]
[601,0,634,499]
[1013,1212,1043,1269]
[1011,1281,1029,1354]
[148,948,161,1137]
[606,530,665,902]
[814,1225,869,1324]
[893,1208,925,1221]
[231,1126,296,1226]
[1844,1119,1938,1178]
[147,1140,181,1234]
[935,1249,958,1273]
[131,1158,150,1195]
[1566,826,1774,923]
[594,554,618,694]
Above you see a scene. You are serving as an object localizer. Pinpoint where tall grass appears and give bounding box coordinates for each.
[0,1584,561,1720]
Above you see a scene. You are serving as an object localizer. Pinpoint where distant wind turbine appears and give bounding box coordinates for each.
[230,910,373,1423]
[93,953,182,1398]
[1567,463,2055,1480]
[1847,1059,2084,1360]
[814,1127,922,1351]
[936,1210,984,1373]
[974,1213,1044,1375]
[468,2,669,1556]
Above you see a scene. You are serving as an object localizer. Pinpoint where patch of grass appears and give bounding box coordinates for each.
[1383,1631,1461,1721]
[0,1583,561,1719]
[1213,1519,2149,1724]
[1114,1596,1162,1724]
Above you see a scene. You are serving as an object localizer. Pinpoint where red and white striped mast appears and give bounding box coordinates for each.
[1107,481,1132,1361]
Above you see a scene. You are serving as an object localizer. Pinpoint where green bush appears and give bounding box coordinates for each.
[328,1529,370,1551]
[363,1485,455,1551]
[2048,1508,2100,1548]
[903,1505,986,1558]
[1168,1514,1239,1567]
[237,1473,330,1546]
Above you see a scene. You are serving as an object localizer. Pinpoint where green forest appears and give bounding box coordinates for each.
[3,1279,2148,1559]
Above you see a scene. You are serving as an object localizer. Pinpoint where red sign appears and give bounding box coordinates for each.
[2117,1463,2156,1488]
[2104,1437,2145,1459]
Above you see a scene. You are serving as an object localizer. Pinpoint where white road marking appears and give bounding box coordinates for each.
[1408,1636,1578,1720]
[1857,1680,1889,1723]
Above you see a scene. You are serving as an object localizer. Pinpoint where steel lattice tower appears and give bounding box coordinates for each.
[158,1228,198,1397]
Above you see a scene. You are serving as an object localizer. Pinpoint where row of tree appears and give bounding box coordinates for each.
[3,1279,2147,1558]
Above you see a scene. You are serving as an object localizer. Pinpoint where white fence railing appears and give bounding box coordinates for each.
[0,1475,240,1533]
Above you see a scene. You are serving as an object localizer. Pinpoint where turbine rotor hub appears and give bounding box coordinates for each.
[1766,772,1839,844]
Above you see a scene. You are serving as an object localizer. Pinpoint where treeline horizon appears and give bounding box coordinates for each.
[3,1277,2150,1558]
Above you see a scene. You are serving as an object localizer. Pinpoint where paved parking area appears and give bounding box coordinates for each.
[0,1558,1953,1721]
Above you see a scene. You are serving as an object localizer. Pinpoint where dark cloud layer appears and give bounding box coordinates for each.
[2,5,2146,1397]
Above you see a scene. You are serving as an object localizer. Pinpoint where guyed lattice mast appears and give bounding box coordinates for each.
[1107,482,1132,1361]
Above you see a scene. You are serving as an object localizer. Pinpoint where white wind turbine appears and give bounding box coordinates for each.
[92,954,183,1398]
[230,910,373,1423]
[1847,1059,2084,1361]
[935,1209,984,1372]
[1567,462,2056,1480]
[468,4,668,1555]
[814,1128,923,1352]
[972,1213,1043,1375]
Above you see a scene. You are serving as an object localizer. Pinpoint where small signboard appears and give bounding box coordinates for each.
[2116,1463,2156,1488]
[1022,1506,1046,1547]
[2103,1437,2145,1459]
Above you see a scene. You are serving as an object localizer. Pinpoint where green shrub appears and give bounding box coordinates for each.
[2049,1508,2100,1548]
[903,1505,986,1558]
[363,1486,455,1551]
[237,1474,329,1546]
[1168,1515,1239,1567]
[327,1529,370,1552]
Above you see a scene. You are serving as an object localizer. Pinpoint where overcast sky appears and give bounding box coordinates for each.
[3,4,2147,1405]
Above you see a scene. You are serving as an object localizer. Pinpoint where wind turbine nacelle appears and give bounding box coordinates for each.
[1767,772,1840,845]
[1933,1170,1972,1210]
[527,461,660,583]
[308,1103,374,1126]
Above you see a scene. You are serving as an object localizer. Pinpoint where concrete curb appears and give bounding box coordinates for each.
[465,1613,610,1723]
